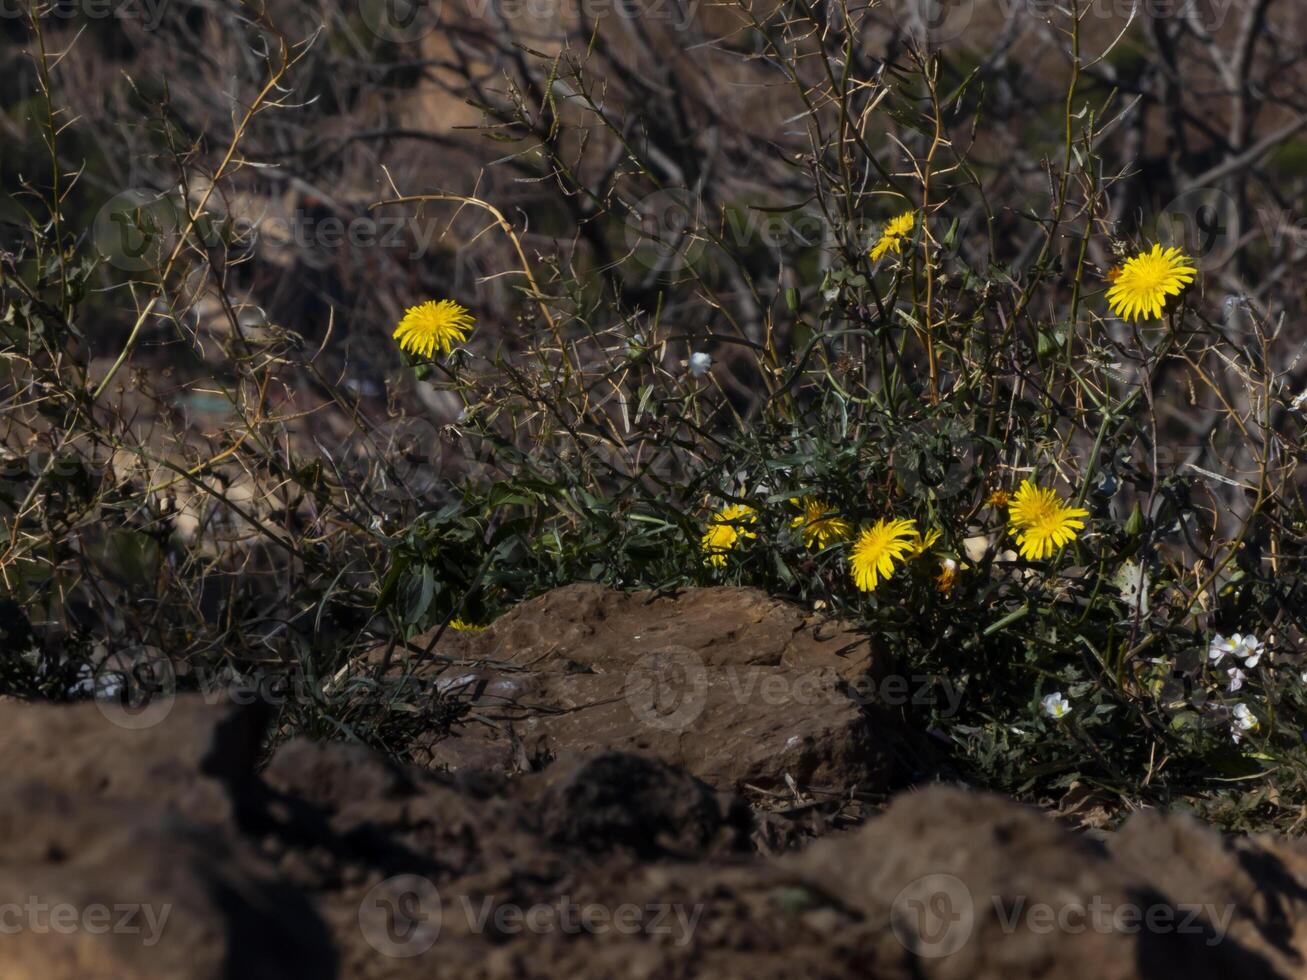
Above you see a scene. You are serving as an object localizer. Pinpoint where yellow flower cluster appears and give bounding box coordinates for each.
[702,497,957,594]
[700,480,1092,593]
[393,247,1199,373]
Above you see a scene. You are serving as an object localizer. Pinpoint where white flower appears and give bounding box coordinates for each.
[688,351,712,377]
[1230,702,1257,743]
[1234,633,1265,667]
[1041,692,1071,720]
[1227,667,1246,692]
[1208,634,1237,663]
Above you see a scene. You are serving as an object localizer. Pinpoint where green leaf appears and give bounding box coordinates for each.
[401,565,436,626]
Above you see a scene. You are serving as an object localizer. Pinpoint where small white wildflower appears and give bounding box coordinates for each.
[688,351,712,377]
[1041,692,1071,720]
[1227,667,1246,692]
[1208,634,1237,664]
[1232,702,1257,732]
[1234,633,1265,667]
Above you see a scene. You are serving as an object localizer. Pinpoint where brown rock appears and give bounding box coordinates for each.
[0,778,333,980]
[404,584,890,795]
[524,750,751,856]
[0,695,267,827]
[6,626,1307,979]
[477,584,878,683]
[1110,809,1307,977]
[792,786,1277,979]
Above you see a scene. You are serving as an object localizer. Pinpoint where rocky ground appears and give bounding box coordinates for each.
[6,586,1307,978]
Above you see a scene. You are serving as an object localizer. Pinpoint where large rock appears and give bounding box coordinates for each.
[0,696,266,826]
[792,787,1283,979]
[404,584,891,796]
[0,699,331,980]
[4,607,1307,978]
[1108,809,1307,977]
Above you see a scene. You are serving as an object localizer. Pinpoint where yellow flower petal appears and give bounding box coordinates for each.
[1105,244,1196,322]
[702,504,757,567]
[849,517,919,592]
[393,299,475,358]
[870,211,916,262]
[791,497,853,550]
[1007,480,1089,561]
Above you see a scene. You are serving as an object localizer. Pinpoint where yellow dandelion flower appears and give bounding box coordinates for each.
[449,619,487,632]
[936,557,959,594]
[393,299,475,358]
[1007,479,1090,561]
[1104,245,1197,321]
[987,489,1011,508]
[790,497,853,550]
[849,517,919,592]
[870,210,916,261]
[702,503,757,568]
[907,526,942,559]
